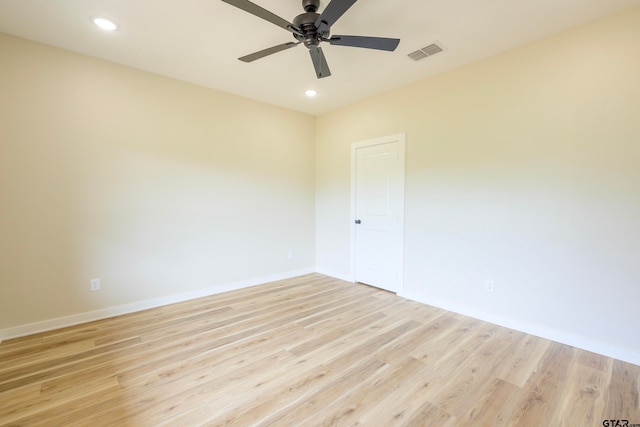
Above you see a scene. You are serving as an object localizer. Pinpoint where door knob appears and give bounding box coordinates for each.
[355,219,361,224]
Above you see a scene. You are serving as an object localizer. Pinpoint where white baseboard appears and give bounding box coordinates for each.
[398,290,640,366]
[7,269,635,366]
[0,267,315,343]
[315,267,354,283]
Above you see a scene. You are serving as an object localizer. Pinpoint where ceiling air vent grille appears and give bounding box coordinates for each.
[408,50,428,61]
[408,43,445,61]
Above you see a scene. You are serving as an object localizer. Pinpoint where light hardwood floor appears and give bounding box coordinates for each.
[1,274,639,426]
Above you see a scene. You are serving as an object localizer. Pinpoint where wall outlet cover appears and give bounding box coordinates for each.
[486,280,495,292]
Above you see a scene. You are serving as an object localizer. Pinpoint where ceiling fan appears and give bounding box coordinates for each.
[221,0,400,78]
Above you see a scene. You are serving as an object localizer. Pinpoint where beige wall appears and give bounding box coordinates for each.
[316,8,640,356]
[0,33,316,331]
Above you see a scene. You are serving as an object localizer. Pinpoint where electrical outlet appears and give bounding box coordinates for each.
[485,280,495,293]
[90,278,101,291]
[287,250,293,260]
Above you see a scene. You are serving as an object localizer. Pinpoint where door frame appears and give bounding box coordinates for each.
[350,133,406,291]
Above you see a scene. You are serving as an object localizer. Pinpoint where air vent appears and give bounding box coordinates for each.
[408,50,428,61]
[408,43,445,61]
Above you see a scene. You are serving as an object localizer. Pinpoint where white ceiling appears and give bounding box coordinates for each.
[1,0,638,115]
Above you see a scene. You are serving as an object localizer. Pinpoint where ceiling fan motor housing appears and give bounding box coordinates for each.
[293,11,326,48]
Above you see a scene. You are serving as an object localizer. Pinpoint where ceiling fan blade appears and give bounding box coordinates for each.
[309,46,331,79]
[239,42,300,62]
[315,0,357,33]
[328,35,400,51]
[221,0,300,34]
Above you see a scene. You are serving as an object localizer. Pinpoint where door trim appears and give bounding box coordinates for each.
[350,133,406,291]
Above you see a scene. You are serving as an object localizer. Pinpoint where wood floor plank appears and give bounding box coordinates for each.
[603,359,640,421]
[293,295,386,330]
[289,311,388,357]
[0,375,119,425]
[316,356,429,427]
[118,350,298,426]
[400,399,457,427]
[324,320,422,374]
[0,384,42,414]
[549,362,608,426]
[355,360,450,426]
[427,335,512,417]
[495,334,551,388]
[358,356,453,426]
[373,312,448,364]
[201,364,334,426]
[0,339,97,375]
[409,315,479,364]
[1,273,638,426]
[256,357,389,426]
[456,377,520,426]
[502,342,576,426]
[0,337,142,393]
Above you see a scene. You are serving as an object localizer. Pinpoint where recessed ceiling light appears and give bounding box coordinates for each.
[305,89,318,97]
[93,18,118,31]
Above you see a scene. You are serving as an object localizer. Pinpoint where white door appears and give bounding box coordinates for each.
[352,134,405,292]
